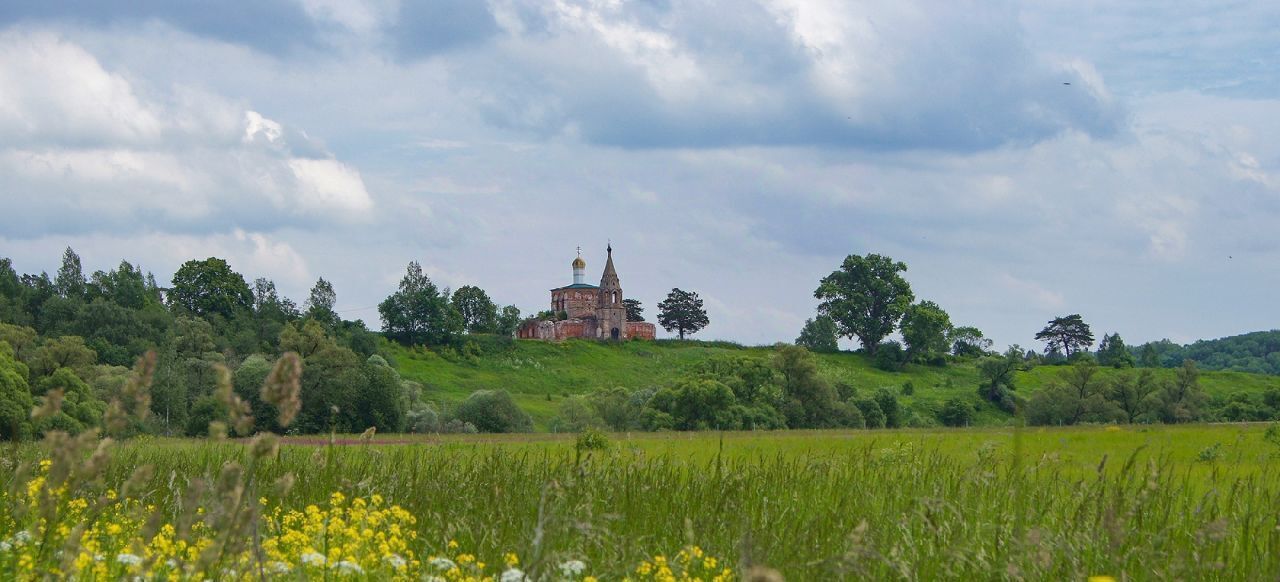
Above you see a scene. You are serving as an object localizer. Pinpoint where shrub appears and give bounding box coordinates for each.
[1196,443,1224,463]
[901,381,914,396]
[856,399,885,429]
[453,390,533,433]
[873,341,905,371]
[550,397,604,433]
[874,388,902,428]
[937,398,973,427]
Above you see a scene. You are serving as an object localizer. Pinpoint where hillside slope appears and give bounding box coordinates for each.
[386,338,1280,429]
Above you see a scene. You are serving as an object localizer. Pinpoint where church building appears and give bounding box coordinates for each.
[517,245,656,341]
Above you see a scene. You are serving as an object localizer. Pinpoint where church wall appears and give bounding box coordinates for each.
[625,322,656,340]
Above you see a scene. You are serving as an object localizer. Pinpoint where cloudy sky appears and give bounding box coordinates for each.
[1,0,1277,348]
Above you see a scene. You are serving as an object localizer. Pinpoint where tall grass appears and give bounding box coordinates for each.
[20,426,1275,580]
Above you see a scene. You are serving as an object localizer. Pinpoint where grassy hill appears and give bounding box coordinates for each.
[386,337,1280,430]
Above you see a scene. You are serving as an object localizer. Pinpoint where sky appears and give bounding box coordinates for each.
[1,0,1278,349]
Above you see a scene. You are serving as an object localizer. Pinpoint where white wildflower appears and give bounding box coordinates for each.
[0,541,10,551]
[430,557,456,570]
[384,554,407,569]
[268,561,291,574]
[333,560,363,574]
[116,553,143,567]
[13,531,32,544]
[501,567,528,582]
[301,552,326,567]
[560,559,587,577]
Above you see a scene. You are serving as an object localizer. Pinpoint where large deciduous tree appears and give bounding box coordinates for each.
[814,253,913,355]
[948,326,992,357]
[1035,314,1094,358]
[900,300,953,363]
[378,261,463,346]
[169,258,253,320]
[657,288,709,340]
[450,285,498,333]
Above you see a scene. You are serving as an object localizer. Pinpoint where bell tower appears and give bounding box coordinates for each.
[597,243,626,339]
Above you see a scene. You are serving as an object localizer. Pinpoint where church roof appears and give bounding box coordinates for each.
[552,283,599,291]
[600,244,618,286]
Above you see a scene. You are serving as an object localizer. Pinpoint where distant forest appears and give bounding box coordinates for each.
[1137,332,1280,376]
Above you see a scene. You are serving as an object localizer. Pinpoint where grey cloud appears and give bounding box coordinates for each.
[0,0,322,54]
[390,0,500,60]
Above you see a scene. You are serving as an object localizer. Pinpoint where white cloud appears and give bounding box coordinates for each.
[0,31,373,237]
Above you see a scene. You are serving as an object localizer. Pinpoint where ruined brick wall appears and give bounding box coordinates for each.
[625,322,656,340]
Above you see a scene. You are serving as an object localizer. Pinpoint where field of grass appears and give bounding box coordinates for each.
[6,423,1279,579]
[387,338,1280,429]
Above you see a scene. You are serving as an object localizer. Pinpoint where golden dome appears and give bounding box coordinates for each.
[572,256,586,269]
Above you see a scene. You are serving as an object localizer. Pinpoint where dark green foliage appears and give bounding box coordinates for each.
[453,389,534,433]
[305,277,339,328]
[795,315,839,353]
[900,300,952,362]
[855,398,886,428]
[949,326,992,358]
[937,398,973,427]
[644,378,738,430]
[1109,369,1160,423]
[452,285,499,333]
[774,344,843,428]
[1097,333,1135,368]
[0,341,34,440]
[1035,314,1094,358]
[623,298,645,322]
[185,395,227,437]
[1136,331,1280,375]
[32,366,105,431]
[901,381,914,396]
[977,350,1020,413]
[169,257,253,319]
[379,261,464,346]
[815,253,913,355]
[874,388,902,428]
[873,341,906,371]
[356,359,408,432]
[1147,359,1208,423]
[234,354,276,432]
[54,247,86,299]
[657,288,709,340]
[496,305,522,337]
[1025,360,1120,426]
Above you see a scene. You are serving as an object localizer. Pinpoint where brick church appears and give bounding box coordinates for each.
[517,245,656,341]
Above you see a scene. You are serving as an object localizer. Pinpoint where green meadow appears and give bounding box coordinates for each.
[387,338,1280,428]
[10,423,1263,579]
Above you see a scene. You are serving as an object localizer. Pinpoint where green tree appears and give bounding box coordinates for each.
[1097,333,1136,368]
[1138,343,1160,368]
[451,285,498,333]
[379,262,463,346]
[977,349,1020,412]
[900,300,953,363]
[1148,359,1208,423]
[305,277,339,327]
[90,260,150,309]
[169,257,253,319]
[1035,314,1094,358]
[1025,359,1118,426]
[495,305,522,337]
[937,398,973,427]
[357,358,407,432]
[623,298,645,322]
[54,247,86,299]
[453,389,533,433]
[550,396,605,433]
[795,315,839,353]
[645,378,739,431]
[0,341,34,440]
[774,344,842,428]
[814,253,913,355]
[30,335,97,379]
[657,288,710,340]
[874,388,902,428]
[1109,369,1159,423]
